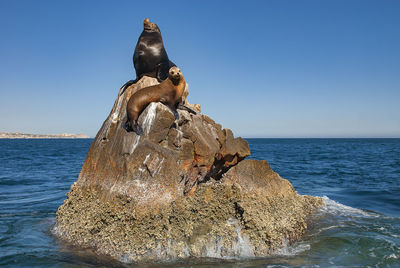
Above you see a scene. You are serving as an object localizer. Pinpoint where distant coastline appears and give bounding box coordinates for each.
[0,132,90,139]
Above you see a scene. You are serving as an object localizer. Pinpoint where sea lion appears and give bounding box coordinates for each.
[121,18,175,92]
[126,66,185,135]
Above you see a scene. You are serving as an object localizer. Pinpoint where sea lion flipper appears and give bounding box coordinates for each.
[120,80,137,96]
[177,103,197,114]
[156,63,170,82]
[124,121,132,132]
[125,120,143,135]
[132,123,144,136]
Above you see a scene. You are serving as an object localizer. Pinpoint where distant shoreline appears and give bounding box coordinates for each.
[0,132,90,139]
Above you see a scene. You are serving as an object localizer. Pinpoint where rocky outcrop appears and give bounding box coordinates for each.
[54,77,323,263]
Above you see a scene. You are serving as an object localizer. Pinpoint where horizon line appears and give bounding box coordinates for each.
[2,137,400,139]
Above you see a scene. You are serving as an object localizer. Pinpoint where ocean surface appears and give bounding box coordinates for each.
[0,138,399,267]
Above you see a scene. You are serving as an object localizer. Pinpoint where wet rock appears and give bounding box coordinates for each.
[54,76,323,263]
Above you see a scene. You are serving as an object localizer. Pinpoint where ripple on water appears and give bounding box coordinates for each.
[1,138,400,267]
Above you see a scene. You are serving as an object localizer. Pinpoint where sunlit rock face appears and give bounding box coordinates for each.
[54,76,323,263]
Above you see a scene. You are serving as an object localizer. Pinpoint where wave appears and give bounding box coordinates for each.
[274,239,310,256]
[318,196,379,218]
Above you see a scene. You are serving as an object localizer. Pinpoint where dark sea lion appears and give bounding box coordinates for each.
[121,18,175,93]
[126,66,186,135]
[134,18,176,81]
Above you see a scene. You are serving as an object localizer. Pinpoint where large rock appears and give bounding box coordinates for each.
[54,77,323,263]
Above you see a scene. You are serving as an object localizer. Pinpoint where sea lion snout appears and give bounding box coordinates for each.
[169,66,181,77]
[143,18,159,32]
[143,18,151,28]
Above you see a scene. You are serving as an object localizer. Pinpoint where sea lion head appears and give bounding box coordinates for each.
[168,66,181,82]
[143,18,160,33]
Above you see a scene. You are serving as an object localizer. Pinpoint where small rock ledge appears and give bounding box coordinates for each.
[54,77,323,263]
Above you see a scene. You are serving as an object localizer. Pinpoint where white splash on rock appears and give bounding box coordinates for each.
[209,124,219,140]
[138,167,146,173]
[129,135,140,154]
[143,153,151,164]
[143,153,165,177]
[111,95,124,123]
[205,236,222,258]
[153,158,165,177]
[226,217,254,258]
[142,102,157,135]
[118,224,259,263]
[132,179,148,189]
[234,225,254,257]
[110,181,129,196]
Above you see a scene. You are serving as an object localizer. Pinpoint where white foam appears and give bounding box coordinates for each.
[387,253,398,259]
[275,238,310,256]
[205,236,222,258]
[120,254,132,263]
[234,225,254,257]
[319,196,378,218]
[390,233,400,238]
[226,218,254,258]
[308,225,343,237]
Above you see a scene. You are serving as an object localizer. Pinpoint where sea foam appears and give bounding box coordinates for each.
[319,196,379,218]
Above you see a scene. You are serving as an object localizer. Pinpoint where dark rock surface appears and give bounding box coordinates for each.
[54,76,323,262]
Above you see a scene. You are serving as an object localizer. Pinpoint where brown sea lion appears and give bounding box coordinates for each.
[121,18,176,93]
[126,66,185,135]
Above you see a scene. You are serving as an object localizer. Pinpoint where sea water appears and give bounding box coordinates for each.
[0,138,399,267]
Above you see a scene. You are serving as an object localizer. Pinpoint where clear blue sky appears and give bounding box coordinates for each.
[1,0,399,138]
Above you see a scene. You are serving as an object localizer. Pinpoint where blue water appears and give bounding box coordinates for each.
[0,138,399,267]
